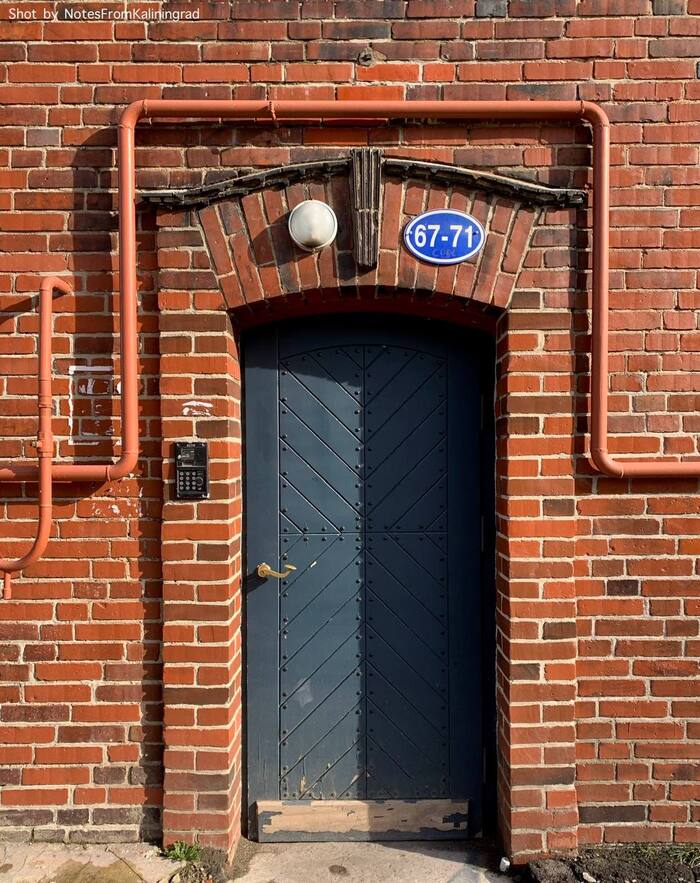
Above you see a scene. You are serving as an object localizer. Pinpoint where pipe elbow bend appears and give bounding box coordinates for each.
[580,101,610,130]
[591,447,625,478]
[119,100,148,130]
[41,275,72,298]
[106,449,139,483]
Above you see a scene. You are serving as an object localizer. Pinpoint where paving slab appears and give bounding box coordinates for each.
[0,843,183,883]
[234,841,506,883]
[0,839,506,882]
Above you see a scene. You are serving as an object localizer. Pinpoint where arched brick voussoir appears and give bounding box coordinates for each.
[193,175,542,311]
[472,201,540,311]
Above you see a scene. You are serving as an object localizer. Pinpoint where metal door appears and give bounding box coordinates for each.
[244,315,492,841]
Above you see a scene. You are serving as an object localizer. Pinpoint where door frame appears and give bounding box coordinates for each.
[240,312,497,839]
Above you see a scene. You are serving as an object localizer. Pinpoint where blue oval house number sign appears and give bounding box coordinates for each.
[403,209,485,265]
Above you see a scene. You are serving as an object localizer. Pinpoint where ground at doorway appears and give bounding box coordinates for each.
[232,840,504,883]
[0,839,506,883]
[526,845,700,883]
[0,842,183,883]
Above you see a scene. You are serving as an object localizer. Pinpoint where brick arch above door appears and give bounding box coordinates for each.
[149,152,585,319]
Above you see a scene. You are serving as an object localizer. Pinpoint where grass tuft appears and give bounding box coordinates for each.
[630,842,700,870]
[164,841,203,863]
[667,844,700,870]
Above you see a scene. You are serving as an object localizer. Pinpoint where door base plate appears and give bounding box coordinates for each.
[254,799,469,842]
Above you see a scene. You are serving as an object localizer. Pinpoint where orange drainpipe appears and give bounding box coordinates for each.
[0,99,694,584]
[0,276,70,598]
[119,99,700,479]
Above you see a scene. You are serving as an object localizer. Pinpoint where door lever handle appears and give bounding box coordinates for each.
[256,562,297,580]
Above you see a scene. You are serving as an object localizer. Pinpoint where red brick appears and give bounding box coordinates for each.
[0,4,698,864]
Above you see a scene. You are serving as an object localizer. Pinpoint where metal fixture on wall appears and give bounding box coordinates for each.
[2,97,697,587]
[144,154,586,211]
[351,147,382,268]
[287,199,338,251]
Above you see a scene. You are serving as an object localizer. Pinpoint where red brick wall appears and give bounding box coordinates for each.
[0,0,699,862]
[157,209,243,852]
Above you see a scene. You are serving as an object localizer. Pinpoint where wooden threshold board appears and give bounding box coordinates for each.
[254,799,469,842]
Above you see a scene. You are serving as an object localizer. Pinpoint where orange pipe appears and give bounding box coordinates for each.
[1,98,692,486]
[584,107,700,477]
[0,277,70,597]
[127,100,700,478]
[0,104,141,484]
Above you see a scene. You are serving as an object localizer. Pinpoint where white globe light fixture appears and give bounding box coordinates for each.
[288,199,338,252]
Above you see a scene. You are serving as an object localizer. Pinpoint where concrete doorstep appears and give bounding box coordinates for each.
[0,840,506,883]
[234,841,505,883]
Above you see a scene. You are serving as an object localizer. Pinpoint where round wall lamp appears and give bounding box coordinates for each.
[288,200,338,252]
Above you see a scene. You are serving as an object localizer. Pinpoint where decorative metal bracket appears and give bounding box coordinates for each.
[142,158,586,212]
[142,154,587,274]
[351,148,382,269]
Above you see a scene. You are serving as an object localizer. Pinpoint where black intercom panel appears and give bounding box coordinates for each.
[174,442,209,500]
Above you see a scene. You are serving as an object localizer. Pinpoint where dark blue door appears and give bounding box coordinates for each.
[244,315,492,839]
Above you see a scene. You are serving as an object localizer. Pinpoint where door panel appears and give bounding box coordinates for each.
[245,315,491,840]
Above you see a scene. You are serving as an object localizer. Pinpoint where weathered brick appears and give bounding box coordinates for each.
[475,0,507,15]
[0,1,698,866]
[652,0,686,11]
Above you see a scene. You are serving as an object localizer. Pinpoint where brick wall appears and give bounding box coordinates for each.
[0,0,699,862]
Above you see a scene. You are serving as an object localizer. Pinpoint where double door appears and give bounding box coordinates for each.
[244,315,490,840]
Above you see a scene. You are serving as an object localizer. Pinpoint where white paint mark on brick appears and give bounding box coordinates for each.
[182,400,214,416]
[66,365,114,444]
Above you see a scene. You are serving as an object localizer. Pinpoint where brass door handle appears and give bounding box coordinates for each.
[257,562,297,579]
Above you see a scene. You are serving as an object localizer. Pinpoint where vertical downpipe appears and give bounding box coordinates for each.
[588,112,620,477]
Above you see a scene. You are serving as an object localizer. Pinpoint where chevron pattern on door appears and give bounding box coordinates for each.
[279,341,450,800]
[246,317,487,838]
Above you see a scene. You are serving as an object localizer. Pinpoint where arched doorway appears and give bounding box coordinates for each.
[243,313,496,841]
[152,156,583,859]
